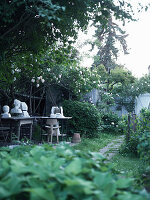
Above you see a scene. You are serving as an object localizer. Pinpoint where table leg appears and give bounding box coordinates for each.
[10,123,12,142]
[29,123,33,141]
[16,122,21,141]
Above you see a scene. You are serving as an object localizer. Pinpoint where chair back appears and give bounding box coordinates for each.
[46,119,58,126]
[54,107,60,114]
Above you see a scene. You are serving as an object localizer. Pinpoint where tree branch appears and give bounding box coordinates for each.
[0,13,30,39]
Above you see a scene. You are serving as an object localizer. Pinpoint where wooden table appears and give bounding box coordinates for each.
[1,117,35,141]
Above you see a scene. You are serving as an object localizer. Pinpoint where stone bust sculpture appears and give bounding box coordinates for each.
[10,99,22,115]
[1,105,11,118]
[21,102,30,117]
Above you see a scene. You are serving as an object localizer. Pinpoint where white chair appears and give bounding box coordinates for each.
[45,119,61,143]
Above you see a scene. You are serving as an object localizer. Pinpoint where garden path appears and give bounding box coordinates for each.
[99,135,125,160]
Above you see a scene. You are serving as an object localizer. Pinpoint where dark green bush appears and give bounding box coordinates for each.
[138,131,150,163]
[62,100,101,137]
[137,108,150,132]
[121,109,150,158]
[100,111,125,134]
[120,133,139,156]
[0,145,149,200]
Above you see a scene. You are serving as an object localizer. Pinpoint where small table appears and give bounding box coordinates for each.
[1,117,35,142]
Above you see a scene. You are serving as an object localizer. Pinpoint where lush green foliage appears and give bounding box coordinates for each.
[100,111,125,134]
[93,18,129,70]
[120,134,139,156]
[41,45,100,99]
[121,109,150,160]
[0,0,134,61]
[0,43,100,106]
[134,75,150,95]
[62,100,101,137]
[0,144,149,200]
[137,131,150,162]
[114,74,150,112]
[95,65,136,113]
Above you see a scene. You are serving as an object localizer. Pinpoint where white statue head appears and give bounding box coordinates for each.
[2,105,11,117]
[3,105,10,113]
[14,99,21,108]
[21,102,28,111]
[11,99,22,114]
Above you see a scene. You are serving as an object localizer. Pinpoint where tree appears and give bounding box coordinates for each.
[93,17,129,71]
[0,0,134,62]
[96,65,136,112]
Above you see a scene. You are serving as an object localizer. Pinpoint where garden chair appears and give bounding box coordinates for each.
[44,119,61,143]
[0,117,10,142]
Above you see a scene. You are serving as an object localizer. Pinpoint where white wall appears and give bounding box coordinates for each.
[135,93,150,115]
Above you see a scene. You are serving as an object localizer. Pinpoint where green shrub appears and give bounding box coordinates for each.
[100,111,125,134]
[62,100,101,137]
[121,109,150,158]
[120,133,139,156]
[138,131,150,163]
[137,109,150,132]
[0,145,149,200]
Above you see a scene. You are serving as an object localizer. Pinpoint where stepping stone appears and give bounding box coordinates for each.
[99,135,125,161]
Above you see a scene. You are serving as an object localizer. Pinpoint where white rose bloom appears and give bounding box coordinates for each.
[13,77,16,81]
[41,79,45,83]
[31,78,35,83]
[36,84,40,88]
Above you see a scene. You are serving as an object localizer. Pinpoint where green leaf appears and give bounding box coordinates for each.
[116,178,133,189]
[64,177,94,195]
[0,173,22,198]
[65,158,82,175]
[26,187,56,200]
[117,192,147,200]
[93,172,116,197]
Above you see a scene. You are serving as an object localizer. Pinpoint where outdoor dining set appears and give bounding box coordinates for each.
[0,99,72,144]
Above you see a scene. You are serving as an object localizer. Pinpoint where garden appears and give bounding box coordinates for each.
[0,0,150,199]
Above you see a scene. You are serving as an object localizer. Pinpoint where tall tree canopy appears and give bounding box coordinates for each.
[93,17,129,71]
[0,0,134,62]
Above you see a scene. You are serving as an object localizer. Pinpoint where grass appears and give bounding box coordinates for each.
[73,132,122,152]
[111,153,145,177]
[73,133,149,190]
[111,153,149,190]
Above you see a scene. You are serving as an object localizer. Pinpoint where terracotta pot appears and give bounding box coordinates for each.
[72,133,81,143]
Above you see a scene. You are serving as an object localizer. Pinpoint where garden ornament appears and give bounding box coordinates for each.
[50,106,64,118]
[10,99,23,115]
[21,102,30,117]
[1,105,11,118]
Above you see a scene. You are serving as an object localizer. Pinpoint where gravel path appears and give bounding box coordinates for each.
[99,135,125,160]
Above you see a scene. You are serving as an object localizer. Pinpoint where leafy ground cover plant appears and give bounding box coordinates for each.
[62,100,101,137]
[0,144,149,200]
